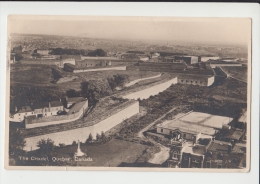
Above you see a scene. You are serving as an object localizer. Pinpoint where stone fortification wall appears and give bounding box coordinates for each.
[125,73,162,87]
[23,101,139,151]
[210,64,242,68]
[121,77,178,100]
[73,66,127,73]
[139,62,187,73]
[19,60,62,66]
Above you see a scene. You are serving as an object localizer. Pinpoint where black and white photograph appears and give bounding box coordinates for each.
[5,15,251,171]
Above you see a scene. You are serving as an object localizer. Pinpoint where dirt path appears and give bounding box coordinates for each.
[148,144,170,164]
[136,106,179,164]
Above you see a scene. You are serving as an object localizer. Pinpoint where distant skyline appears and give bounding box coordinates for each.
[8,16,251,46]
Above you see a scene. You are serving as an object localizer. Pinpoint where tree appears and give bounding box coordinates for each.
[87,49,107,57]
[86,133,93,143]
[66,89,77,98]
[96,133,101,141]
[72,141,77,145]
[37,138,55,155]
[9,128,26,157]
[81,79,112,102]
[107,74,130,90]
[101,131,106,140]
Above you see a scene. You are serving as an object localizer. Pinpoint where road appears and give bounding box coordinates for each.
[137,106,178,164]
[148,144,170,164]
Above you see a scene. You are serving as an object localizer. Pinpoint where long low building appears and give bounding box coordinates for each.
[10,101,64,122]
[156,111,232,143]
[175,56,201,65]
[177,74,215,87]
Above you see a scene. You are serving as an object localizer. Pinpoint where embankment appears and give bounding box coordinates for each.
[125,73,162,87]
[23,101,139,151]
[121,77,178,100]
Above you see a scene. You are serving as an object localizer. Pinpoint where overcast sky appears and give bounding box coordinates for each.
[8,16,251,46]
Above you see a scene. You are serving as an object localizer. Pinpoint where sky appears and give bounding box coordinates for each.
[8,16,251,46]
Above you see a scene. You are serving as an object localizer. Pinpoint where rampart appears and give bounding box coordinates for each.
[139,62,214,76]
[19,59,62,67]
[125,73,162,87]
[23,100,139,151]
[72,66,127,73]
[121,77,178,100]
[139,62,187,73]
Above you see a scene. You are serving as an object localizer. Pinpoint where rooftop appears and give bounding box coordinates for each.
[32,101,63,109]
[61,55,81,60]
[238,110,247,123]
[67,97,86,103]
[158,120,216,135]
[17,106,33,113]
[80,56,119,60]
[157,112,232,134]
[224,129,245,141]
[67,100,88,115]
[182,142,207,156]
[178,111,232,129]
[207,140,245,154]
[177,74,211,81]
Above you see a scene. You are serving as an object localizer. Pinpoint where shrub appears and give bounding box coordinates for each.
[101,131,106,140]
[37,138,55,155]
[59,143,65,147]
[85,133,93,143]
[96,133,101,141]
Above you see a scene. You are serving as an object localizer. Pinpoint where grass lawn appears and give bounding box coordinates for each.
[11,64,54,85]
[11,63,160,92]
[74,70,160,82]
[51,139,148,167]
[222,66,247,82]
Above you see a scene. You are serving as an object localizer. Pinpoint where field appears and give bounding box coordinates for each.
[74,70,160,82]
[10,63,160,92]
[10,64,54,85]
[24,139,149,167]
[222,66,248,82]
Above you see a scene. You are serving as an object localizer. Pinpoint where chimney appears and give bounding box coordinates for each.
[192,136,196,145]
[15,106,17,112]
[49,102,51,109]
[212,136,215,142]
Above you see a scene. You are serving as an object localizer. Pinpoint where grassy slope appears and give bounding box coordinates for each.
[50,139,148,167]
[222,66,248,82]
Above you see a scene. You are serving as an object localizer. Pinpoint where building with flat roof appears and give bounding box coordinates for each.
[66,97,86,108]
[204,140,246,168]
[177,74,215,87]
[175,56,201,65]
[156,111,232,143]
